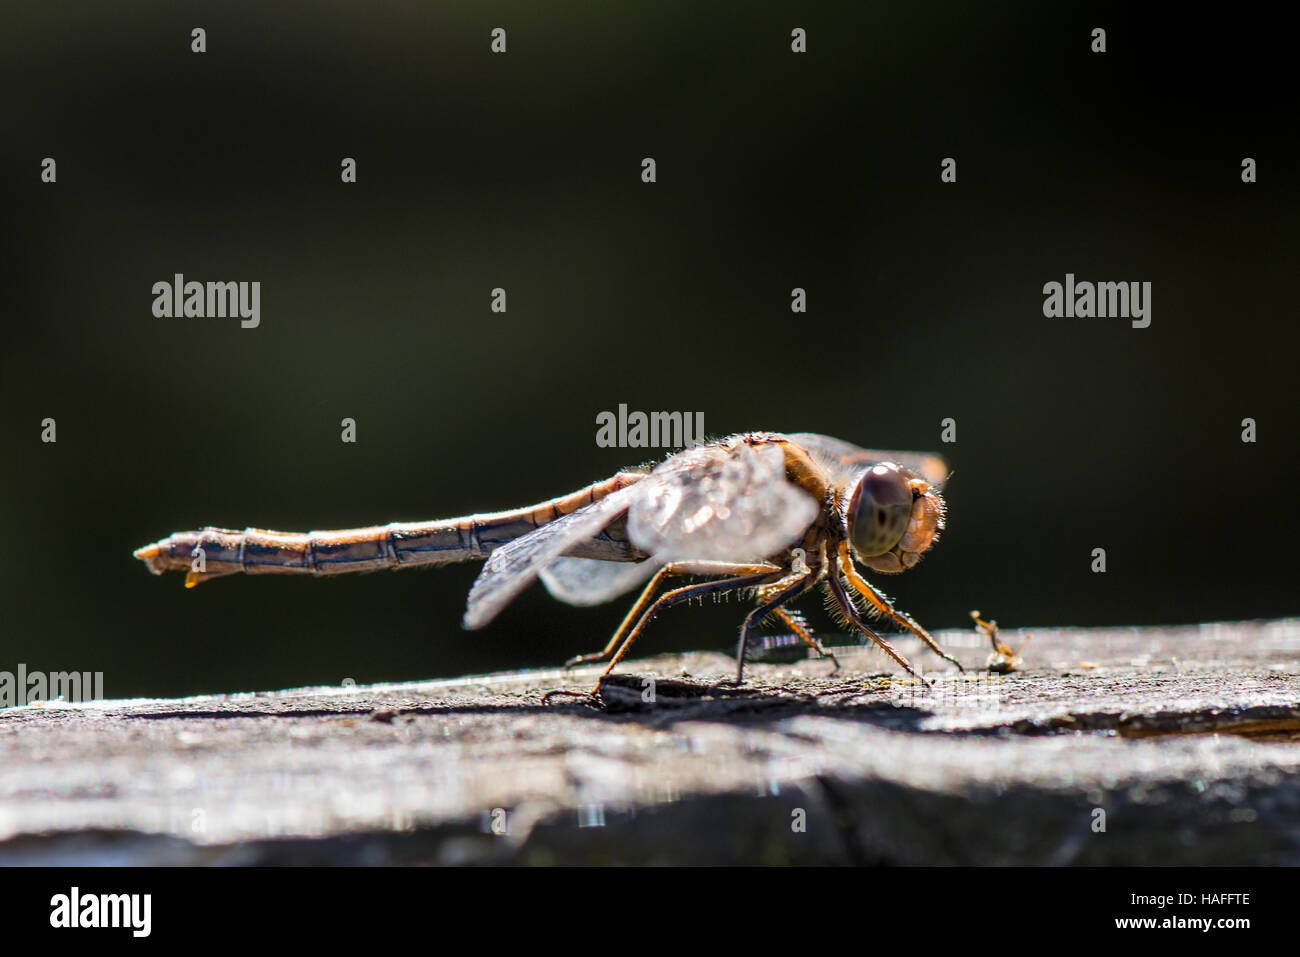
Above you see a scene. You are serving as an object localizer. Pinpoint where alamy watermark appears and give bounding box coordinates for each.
[0,665,104,707]
[1042,273,1151,328]
[595,405,705,449]
[152,274,260,328]
[49,887,151,937]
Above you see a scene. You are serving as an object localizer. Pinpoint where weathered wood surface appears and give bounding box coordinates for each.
[2,619,1299,865]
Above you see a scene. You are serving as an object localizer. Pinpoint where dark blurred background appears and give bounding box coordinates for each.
[2,3,1296,698]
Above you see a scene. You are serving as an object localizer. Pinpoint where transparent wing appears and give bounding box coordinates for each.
[786,432,949,486]
[466,438,821,627]
[463,483,646,629]
[539,556,658,607]
[627,441,819,562]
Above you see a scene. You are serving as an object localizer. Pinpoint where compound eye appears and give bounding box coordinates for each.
[848,464,913,558]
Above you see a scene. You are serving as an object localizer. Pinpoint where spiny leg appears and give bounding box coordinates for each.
[733,573,819,683]
[564,566,674,669]
[826,549,930,685]
[565,561,778,668]
[593,569,780,692]
[838,542,964,672]
[771,607,839,672]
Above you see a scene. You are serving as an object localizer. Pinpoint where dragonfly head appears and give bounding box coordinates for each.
[846,464,945,574]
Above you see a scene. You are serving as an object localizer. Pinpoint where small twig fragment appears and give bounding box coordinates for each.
[971,609,1031,674]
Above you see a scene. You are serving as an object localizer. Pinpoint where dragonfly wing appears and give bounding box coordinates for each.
[463,482,646,630]
[786,432,950,486]
[539,556,659,607]
[627,440,819,562]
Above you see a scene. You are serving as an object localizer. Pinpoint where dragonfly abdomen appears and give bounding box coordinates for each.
[133,471,647,587]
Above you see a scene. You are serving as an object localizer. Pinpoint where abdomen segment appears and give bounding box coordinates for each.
[133,471,646,587]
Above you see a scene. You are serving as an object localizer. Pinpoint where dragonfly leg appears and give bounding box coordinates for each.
[826,549,931,686]
[590,569,780,693]
[771,607,839,672]
[564,562,777,669]
[734,574,818,683]
[838,542,964,672]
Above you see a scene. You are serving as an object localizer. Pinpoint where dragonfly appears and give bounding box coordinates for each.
[134,431,964,687]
